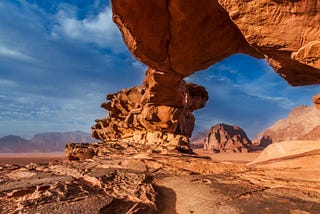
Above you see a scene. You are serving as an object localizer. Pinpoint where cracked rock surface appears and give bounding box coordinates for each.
[2,144,320,214]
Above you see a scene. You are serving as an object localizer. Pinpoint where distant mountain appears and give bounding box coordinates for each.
[256,105,320,147]
[190,130,209,149]
[0,135,33,153]
[191,123,252,153]
[0,131,96,153]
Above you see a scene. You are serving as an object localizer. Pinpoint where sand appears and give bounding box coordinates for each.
[0,153,65,166]
[193,149,261,164]
[0,150,260,166]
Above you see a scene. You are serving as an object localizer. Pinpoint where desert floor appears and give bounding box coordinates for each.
[0,151,261,166]
[0,153,65,166]
[193,149,261,163]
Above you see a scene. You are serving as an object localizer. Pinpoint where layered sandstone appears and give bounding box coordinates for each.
[199,123,252,153]
[257,105,320,146]
[92,68,208,152]
[249,140,320,169]
[299,125,320,140]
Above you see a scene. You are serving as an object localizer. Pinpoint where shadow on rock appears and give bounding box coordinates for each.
[154,185,177,214]
[99,198,155,214]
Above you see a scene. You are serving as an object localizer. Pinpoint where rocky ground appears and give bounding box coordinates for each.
[1,142,320,214]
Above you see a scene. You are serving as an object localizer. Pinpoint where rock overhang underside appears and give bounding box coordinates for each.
[112,0,320,86]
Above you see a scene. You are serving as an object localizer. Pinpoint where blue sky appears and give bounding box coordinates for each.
[0,0,319,139]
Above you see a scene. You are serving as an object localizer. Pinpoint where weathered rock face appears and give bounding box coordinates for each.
[299,125,320,140]
[202,123,252,153]
[313,93,320,110]
[218,0,320,86]
[112,0,320,86]
[92,68,208,151]
[111,0,259,76]
[249,140,320,169]
[257,105,320,146]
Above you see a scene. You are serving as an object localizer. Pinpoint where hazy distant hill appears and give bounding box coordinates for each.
[256,105,320,147]
[0,131,96,153]
[0,135,33,153]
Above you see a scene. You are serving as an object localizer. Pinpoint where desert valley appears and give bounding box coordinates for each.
[1,0,320,213]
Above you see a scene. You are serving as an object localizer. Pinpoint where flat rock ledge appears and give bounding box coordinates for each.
[0,142,320,213]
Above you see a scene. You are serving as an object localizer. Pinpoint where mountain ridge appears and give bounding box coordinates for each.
[0,131,96,153]
[255,105,320,146]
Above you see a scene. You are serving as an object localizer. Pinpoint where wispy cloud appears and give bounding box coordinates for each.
[52,6,124,51]
[0,78,18,88]
[0,0,143,138]
[190,54,319,138]
[0,46,34,62]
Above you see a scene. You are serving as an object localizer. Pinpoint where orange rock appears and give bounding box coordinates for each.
[92,71,208,150]
[203,123,252,153]
[249,140,320,169]
[313,93,320,110]
[113,0,320,85]
[218,0,320,86]
[111,0,258,76]
[98,0,320,151]
[256,105,320,145]
[111,0,170,71]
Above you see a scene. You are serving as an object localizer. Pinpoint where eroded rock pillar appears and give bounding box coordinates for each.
[92,68,208,152]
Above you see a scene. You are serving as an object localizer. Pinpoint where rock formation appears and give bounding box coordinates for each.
[313,93,320,110]
[199,123,252,153]
[92,70,208,152]
[257,105,320,146]
[249,140,320,169]
[92,0,320,151]
[111,0,320,86]
[299,125,320,140]
[111,0,260,76]
[218,0,320,86]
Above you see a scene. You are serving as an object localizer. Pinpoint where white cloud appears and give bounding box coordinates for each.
[53,6,123,51]
[215,64,238,74]
[0,46,33,62]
